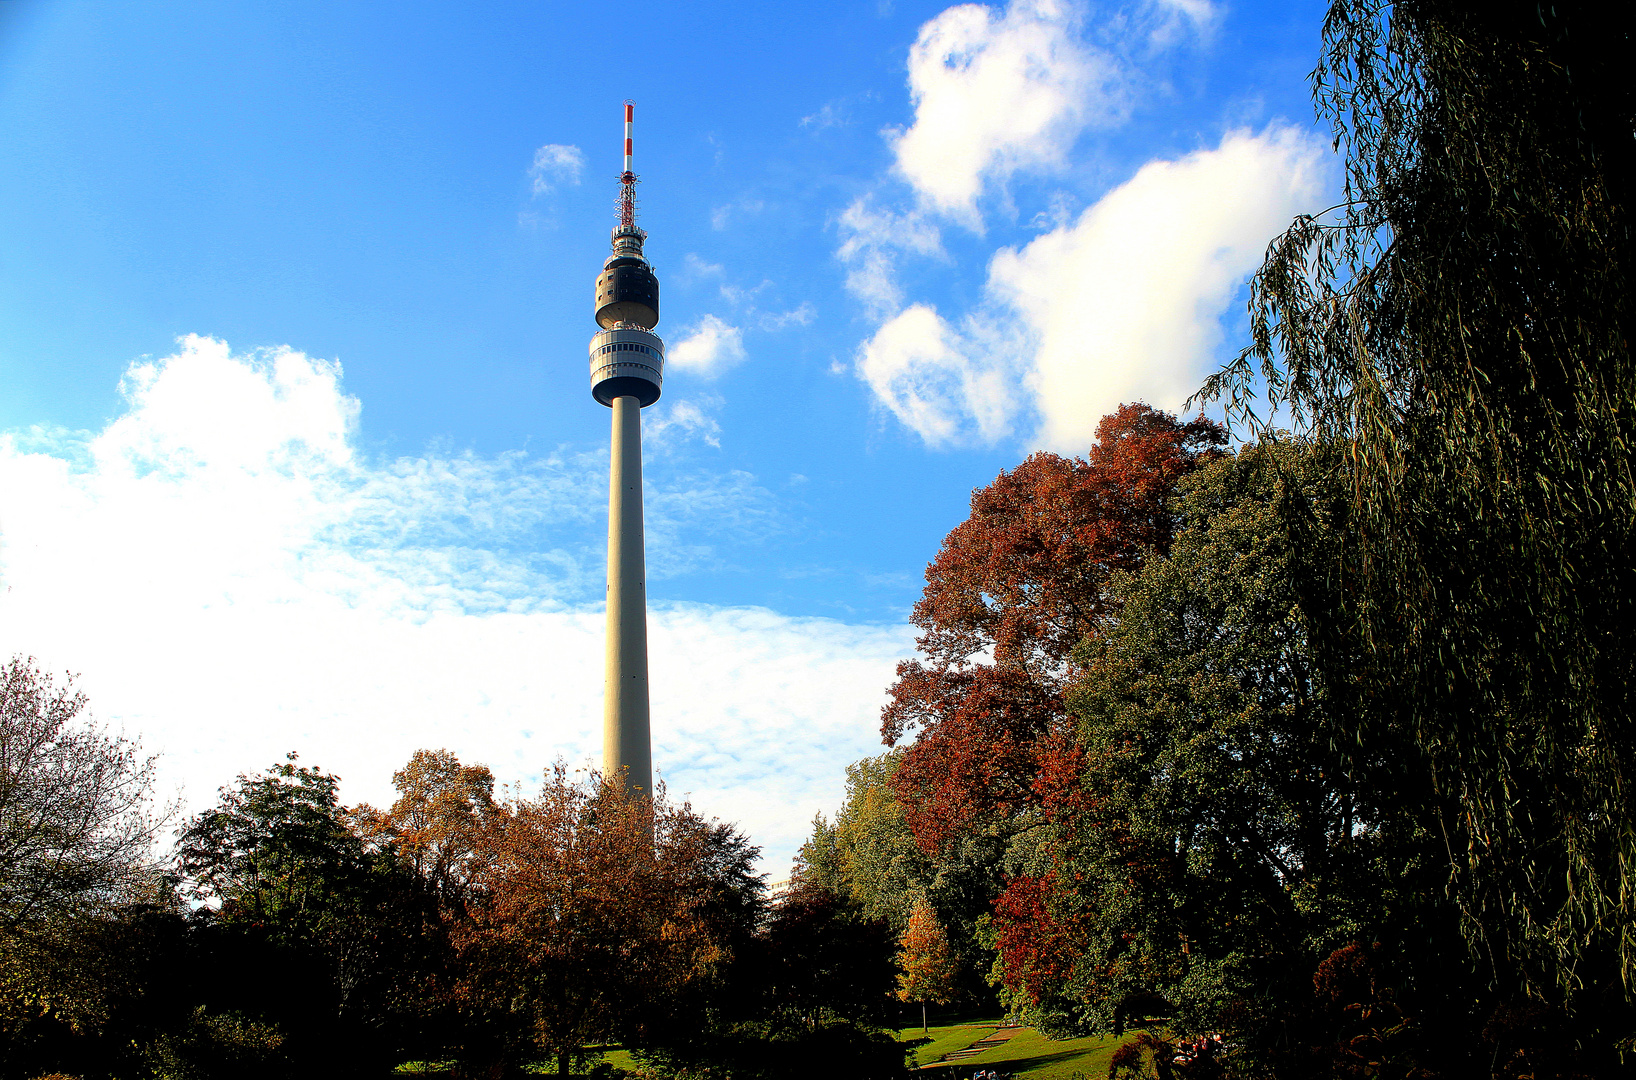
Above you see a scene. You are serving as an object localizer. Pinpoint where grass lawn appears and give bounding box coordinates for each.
[897,1018,1133,1078]
[399,1026,1134,1077]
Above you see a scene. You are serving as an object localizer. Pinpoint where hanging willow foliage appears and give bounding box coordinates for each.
[1197,0,1636,1018]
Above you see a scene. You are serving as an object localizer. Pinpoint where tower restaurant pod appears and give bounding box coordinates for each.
[594,225,659,330]
[589,219,663,406]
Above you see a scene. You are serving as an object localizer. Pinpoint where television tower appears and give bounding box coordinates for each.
[589,101,661,793]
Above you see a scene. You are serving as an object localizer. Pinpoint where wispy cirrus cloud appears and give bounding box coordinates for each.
[0,337,911,873]
[529,143,586,195]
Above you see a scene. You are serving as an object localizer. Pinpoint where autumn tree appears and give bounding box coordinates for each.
[1199,0,1636,1054]
[358,747,498,908]
[455,765,762,1075]
[895,897,959,1033]
[882,404,1224,853]
[0,656,173,1069]
[982,445,1421,1045]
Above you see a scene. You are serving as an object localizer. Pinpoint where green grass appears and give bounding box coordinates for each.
[398,1025,1134,1078]
[896,1019,1133,1078]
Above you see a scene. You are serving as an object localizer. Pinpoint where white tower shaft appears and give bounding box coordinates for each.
[603,394,652,792]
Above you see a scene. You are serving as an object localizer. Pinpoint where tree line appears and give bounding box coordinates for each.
[799,1,1635,1076]
[0,686,908,1078]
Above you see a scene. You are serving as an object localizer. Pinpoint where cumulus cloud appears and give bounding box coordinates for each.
[0,337,911,873]
[856,304,1020,446]
[667,315,748,378]
[529,143,586,195]
[891,0,1124,224]
[854,126,1328,451]
[993,125,1324,450]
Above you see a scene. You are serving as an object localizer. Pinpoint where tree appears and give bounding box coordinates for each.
[0,656,172,1066]
[658,881,908,1080]
[455,765,763,1075]
[358,748,498,907]
[0,656,166,929]
[895,897,959,1033]
[175,755,444,1073]
[794,752,928,931]
[1198,0,1636,1048]
[882,405,1225,852]
[987,444,1486,1073]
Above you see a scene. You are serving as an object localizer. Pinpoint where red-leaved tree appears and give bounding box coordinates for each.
[882,404,1224,853]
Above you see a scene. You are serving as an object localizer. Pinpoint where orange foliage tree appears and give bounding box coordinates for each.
[895,896,960,1033]
[452,764,761,1075]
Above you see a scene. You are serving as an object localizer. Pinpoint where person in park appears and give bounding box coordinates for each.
[895,896,960,1033]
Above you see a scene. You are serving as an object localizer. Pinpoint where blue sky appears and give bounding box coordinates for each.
[0,0,1332,873]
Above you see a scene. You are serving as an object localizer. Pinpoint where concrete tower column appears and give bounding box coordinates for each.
[602,393,652,792]
[586,101,662,795]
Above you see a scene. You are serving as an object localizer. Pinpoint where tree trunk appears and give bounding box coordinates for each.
[922,1000,927,1033]
[558,1049,570,1076]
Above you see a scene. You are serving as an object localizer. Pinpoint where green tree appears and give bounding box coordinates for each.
[795,752,927,931]
[176,755,443,1073]
[654,882,908,1080]
[989,444,1489,1073]
[1199,0,1636,1041]
[895,897,959,1033]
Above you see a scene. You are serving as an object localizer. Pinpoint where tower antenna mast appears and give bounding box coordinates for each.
[587,101,663,794]
[619,99,639,231]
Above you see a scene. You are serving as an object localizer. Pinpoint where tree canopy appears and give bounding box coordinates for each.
[1199,0,1636,1031]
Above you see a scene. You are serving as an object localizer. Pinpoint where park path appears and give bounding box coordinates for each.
[925,1024,1023,1068]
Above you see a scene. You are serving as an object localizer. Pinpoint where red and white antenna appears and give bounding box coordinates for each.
[624,100,634,175]
[618,100,639,232]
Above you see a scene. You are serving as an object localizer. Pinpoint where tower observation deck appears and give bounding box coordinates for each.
[589,101,660,793]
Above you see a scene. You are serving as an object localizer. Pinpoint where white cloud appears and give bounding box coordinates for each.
[1148,0,1219,44]
[856,304,1021,446]
[667,315,747,378]
[993,125,1325,450]
[801,103,846,130]
[645,395,724,449]
[760,303,817,331]
[836,198,945,317]
[710,199,765,231]
[0,337,912,874]
[853,127,1328,451]
[682,253,725,279]
[718,280,771,307]
[891,0,1124,225]
[529,143,586,195]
